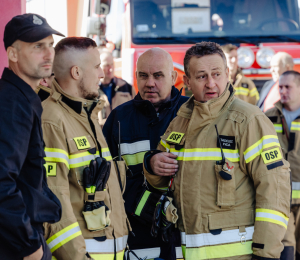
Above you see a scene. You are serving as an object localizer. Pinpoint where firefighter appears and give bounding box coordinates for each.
[42,37,129,260]
[258,52,294,112]
[0,13,63,260]
[221,44,259,105]
[265,70,300,259]
[98,50,136,125]
[144,42,291,260]
[103,48,188,259]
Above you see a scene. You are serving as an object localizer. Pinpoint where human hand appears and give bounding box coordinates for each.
[150,152,178,176]
[23,245,43,260]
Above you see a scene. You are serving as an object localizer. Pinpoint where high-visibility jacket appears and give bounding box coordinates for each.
[144,84,291,260]
[42,79,129,260]
[232,71,259,105]
[265,101,300,205]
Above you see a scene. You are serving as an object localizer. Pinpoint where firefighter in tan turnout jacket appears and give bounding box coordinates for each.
[144,42,291,260]
[221,44,259,105]
[42,37,128,260]
[266,70,300,259]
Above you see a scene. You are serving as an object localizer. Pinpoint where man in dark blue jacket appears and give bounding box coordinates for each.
[103,48,188,260]
[0,14,63,260]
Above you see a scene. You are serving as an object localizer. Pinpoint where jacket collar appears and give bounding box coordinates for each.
[1,68,43,116]
[177,83,235,120]
[133,86,182,116]
[51,79,104,115]
[274,100,284,116]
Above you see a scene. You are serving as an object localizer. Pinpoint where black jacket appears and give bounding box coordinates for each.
[0,68,61,259]
[103,86,188,255]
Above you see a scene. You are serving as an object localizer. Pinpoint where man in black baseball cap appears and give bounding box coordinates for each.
[0,13,64,260]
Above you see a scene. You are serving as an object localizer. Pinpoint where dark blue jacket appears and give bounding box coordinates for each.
[103,86,188,254]
[0,68,61,259]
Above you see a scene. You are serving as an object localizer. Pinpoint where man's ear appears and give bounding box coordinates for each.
[7,46,18,63]
[286,64,293,71]
[225,67,230,82]
[70,66,81,80]
[183,74,191,90]
[171,70,178,85]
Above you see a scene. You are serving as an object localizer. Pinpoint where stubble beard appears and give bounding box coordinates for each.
[79,79,99,100]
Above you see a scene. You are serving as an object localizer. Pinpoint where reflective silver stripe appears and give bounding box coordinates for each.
[244,137,279,161]
[69,154,99,165]
[85,235,128,253]
[121,140,150,155]
[48,225,81,250]
[173,150,240,159]
[292,182,300,190]
[45,151,69,162]
[181,226,254,247]
[256,212,288,226]
[102,151,112,158]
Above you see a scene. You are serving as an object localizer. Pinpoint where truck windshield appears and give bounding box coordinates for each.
[131,0,300,45]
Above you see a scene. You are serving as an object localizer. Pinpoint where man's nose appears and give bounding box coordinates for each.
[146,75,155,87]
[45,47,54,61]
[206,75,215,88]
[98,67,104,79]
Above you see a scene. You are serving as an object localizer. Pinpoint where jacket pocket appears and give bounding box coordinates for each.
[215,159,236,208]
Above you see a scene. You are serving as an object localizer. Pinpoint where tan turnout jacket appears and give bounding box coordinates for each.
[266,101,300,205]
[144,84,290,260]
[232,71,259,105]
[42,80,129,260]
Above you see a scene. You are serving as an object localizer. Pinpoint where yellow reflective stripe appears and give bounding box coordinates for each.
[52,257,57,260]
[45,147,69,157]
[44,157,69,169]
[47,222,82,253]
[244,135,280,163]
[234,87,250,96]
[123,151,146,166]
[184,241,252,259]
[135,190,151,216]
[256,209,288,229]
[172,148,240,162]
[102,148,112,161]
[160,139,170,150]
[274,124,283,133]
[249,88,259,100]
[91,251,124,260]
[44,147,70,169]
[291,121,300,131]
[293,190,300,199]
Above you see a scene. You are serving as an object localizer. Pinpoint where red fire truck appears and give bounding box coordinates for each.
[96,0,300,95]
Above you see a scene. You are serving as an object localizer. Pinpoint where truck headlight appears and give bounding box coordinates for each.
[237,47,255,68]
[256,47,275,68]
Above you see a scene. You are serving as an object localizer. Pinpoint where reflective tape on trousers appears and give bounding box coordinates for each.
[85,235,128,253]
[181,226,254,247]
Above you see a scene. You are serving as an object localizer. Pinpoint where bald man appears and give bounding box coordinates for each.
[42,37,129,260]
[98,51,136,125]
[103,48,188,260]
[258,52,294,112]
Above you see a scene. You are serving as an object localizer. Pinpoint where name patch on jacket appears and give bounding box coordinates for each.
[166,132,185,144]
[261,147,282,164]
[45,163,57,177]
[216,135,235,149]
[74,136,90,150]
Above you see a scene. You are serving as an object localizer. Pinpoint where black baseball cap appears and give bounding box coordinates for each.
[3,13,65,50]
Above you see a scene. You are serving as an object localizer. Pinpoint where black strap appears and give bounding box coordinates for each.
[113,160,123,191]
[288,132,296,152]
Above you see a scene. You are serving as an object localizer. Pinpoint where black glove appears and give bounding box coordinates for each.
[151,194,165,238]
